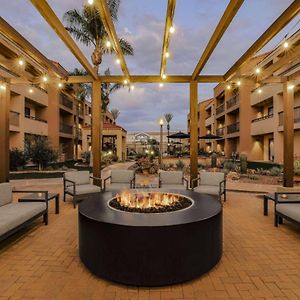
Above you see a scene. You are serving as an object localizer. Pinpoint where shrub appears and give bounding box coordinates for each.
[269,166,283,176]
[10,148,26,171]
[294,161,300,175]
[248,174,259,180]
[223,159,236,172]
[175,160,185,170]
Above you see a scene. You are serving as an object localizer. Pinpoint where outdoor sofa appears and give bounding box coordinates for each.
[103,170,135,191]
[63,171,102,208]
[274,190,300,227]
[191,171,226,201]
[158,170,189,190]
[0,183,48,243]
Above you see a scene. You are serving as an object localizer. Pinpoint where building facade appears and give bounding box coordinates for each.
[188,30,300,164]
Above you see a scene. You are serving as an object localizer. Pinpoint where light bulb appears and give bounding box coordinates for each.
[18,58,24,66]
[116,58,121,64]
[29,88,33,94]
[123,79,128,85]
[162,74,167,80]
[106,40,111,48]
[237,81,241,86]
[159,83,164,88]
[226,85,231,90]
[283,41,289,49]
[165,52,170,58]
[42,75,48,82]
[169,26,175,34]
[0,84,6,91]
[258,88,262,94]
[58,82,63,88]
[255,68,261,74]
[288,84,294,90]
[130,85,135,91]
[88,0,94,5]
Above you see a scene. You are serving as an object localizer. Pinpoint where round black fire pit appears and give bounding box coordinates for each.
[78,189,222,286]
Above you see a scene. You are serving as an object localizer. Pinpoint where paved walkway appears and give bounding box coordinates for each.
[1,163,299,299]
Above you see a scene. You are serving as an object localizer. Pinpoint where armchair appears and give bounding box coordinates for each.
[158,170,189,190]
[103,170,135,191]
[63,171,101,208]
[191,171,226,201]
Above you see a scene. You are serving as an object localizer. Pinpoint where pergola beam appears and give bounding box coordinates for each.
[160,0,176,77]
[64,75,224,84]
[30,0,98,80]
[224,0,300,81]
[191,0,244,80]
[94,0,130,78]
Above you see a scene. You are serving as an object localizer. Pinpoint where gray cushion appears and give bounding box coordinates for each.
[66,184,101,195]
[194,185,220,195]
[111,170,134,184]
[276,204,300,222]
[0,183,12,207]
[64,171,90,185]
[159,184,186,190]
[105,183,132,192]
[199,171,224,186]
[0,202,46,236]
[160,171,183,184]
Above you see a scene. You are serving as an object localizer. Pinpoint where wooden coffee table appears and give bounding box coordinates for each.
[19,192,60,214]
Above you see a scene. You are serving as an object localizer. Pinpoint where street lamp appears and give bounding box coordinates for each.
[159,118,164,167]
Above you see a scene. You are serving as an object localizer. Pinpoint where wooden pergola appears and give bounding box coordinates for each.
[0,0,299,186]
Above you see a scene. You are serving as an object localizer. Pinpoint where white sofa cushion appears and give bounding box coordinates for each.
[0,183,12,207]
[194,185,220,195]
[199,171,224,186]
[105,183,132,192]
[66,184,101,195]
[277,204,300,222]
[64,171,90,185]
[159,184,186,190]
[160,171,183,184]
[111,170,134,184]
[0,202,46,236]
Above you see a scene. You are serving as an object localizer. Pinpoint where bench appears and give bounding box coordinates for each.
[0,183,48,243]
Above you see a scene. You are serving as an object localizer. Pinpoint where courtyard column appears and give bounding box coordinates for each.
[190,81,198,187]
[0,82,10,183]
[92,81,102,186]
[283,81,294,187]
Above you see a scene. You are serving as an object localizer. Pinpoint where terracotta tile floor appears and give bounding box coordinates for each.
[1,180,300,300]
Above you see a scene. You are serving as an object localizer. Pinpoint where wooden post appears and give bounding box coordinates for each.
[160,123,163,167]
[190,81,198,187]
[92,81,101,186]
[283,81,294,187]
[0,82,10,183]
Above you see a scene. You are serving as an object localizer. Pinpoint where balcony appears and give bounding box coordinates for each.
[227,122,240,134]
[25,114,47,123]
[60,94,73,110]
[74,127,83,140]
[251,114,274,136]
[216,103,225,115]
[77,106,84,117]
[24,115,48,135]
[9,110,20,127]
[60,123,73,135]
[226,94,239,110]
[278,106,300,131]
[216,127,225,136]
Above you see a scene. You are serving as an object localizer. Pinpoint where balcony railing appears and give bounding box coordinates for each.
[227,122,240,134]
[226,94,239,109]
[78,106,84,116]
[216,127,225,136]
[25,114,47,123]
[216,103,225,115]
[75,127,83,139]
[252,114,273,123]
[60,94,73,110]
[279,106,300,126]
[60,122,73,135]
[9,111,20,126]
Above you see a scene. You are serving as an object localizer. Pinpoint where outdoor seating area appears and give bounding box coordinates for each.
[1,0,300,298]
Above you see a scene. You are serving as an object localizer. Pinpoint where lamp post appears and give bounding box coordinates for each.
[159,118,164,167]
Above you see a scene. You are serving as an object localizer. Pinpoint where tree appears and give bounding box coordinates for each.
[26,136,58,170]
[63,1,134,74]
[111,108,120,123]
[164,113,173,154]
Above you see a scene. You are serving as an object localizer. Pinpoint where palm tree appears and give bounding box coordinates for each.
[63,1,134,74]
[164,113,173,154]
[111,109,120,124]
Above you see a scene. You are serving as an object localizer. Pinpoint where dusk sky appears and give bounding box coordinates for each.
[2,0,299,132]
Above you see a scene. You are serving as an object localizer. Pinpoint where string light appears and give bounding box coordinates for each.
[226,85,231,90]
[106,40,111,48]
[116,58,121,64]
[288,84,294,90]
[130,85,135,91]
[87,0,94,5]
[169,26,175,34]
[159,83,164,88]
[237,80,241,86]
[0,84,6,91]
[58,82,63,88]
[29,88,33,94]
[162,74,167,80]
[42,75,48,82]
[123,79,128,85]
[283,41,289,49]
[258,88,262,94]
[255,67,261,74]
[165,52,170,58]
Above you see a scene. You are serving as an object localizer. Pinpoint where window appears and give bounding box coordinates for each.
[268,106,273,116]
[25,107,30,117]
